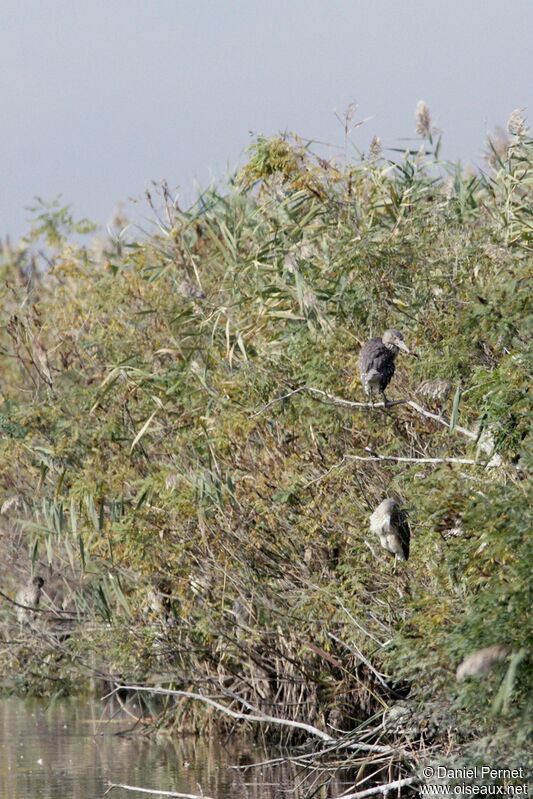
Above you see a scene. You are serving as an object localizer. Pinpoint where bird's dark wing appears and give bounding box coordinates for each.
[359,338,396,390]
[392,506,410,560]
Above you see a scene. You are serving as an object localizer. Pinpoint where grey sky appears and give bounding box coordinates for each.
[2,0,532,239]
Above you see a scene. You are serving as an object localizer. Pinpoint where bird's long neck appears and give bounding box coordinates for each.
[383,343,399,356]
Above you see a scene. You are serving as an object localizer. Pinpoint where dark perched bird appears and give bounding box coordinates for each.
[15,575,44,624]
[359,329,413,405]
[369,499,410,563]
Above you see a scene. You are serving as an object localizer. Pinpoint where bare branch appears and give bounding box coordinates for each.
[332,776,418,799]
[109,683,397,754]
[349,448,479,466]
[303,448,480,496]
[327,631,391,691]
[253,385,400,416]
[404,399,477,440]
[109,683,335,742]
[253,385,477,440]
[251,385,309,416]
[105,784,213,799]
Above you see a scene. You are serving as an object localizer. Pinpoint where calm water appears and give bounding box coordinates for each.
[0,697,351,798]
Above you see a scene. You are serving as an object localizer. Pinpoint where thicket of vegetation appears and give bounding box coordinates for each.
[0,107,531,791]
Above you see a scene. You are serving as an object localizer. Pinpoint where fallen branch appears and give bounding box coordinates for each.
[109,683,335,742]
[333,776,418,799]
[105,785,213,799]
[109,683,396,754]
[254,386,477,440]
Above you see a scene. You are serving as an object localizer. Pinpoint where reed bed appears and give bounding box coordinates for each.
[0,110,531,791]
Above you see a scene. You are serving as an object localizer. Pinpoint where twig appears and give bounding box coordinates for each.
[104,785,214,799]
[254,385,477,440]
[333,776,418,799]
[0,588,60,618]
[333,596,388,648]
[253,385,402,416]
[251,386,309,416]
[229,740,343,771]
[0,588,47,615]
[303,456,347,487]
[327,631,391,691]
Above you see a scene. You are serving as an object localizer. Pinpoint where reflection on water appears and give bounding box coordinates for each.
[0,697,351,798]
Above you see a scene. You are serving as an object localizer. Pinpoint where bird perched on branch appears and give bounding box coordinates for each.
[369,499,410,564]
[359,329,415,405]
[15,575,44,624]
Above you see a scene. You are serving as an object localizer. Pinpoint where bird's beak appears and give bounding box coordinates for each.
[395,339,411,354]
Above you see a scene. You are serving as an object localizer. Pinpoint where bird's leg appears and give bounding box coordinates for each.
[381,390,390,408]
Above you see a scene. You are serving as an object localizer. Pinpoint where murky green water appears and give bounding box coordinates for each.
[0,697,350,798]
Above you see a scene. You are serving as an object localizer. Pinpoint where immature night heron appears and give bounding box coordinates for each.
[369,499,410,563]
[15,575,44,624]
[359,329,414,405]
[456,645,509,682]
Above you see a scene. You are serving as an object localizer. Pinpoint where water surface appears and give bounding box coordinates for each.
[0,696,350,798]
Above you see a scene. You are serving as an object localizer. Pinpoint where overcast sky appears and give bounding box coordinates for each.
[1,0,532,240]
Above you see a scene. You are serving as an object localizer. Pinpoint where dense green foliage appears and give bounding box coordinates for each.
[0,120,531,777]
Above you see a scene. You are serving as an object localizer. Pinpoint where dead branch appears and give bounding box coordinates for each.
[109,683,396,754]
[332,776,418,799]
[109,683,335,742]
[304,450,481,490]
[105,784,213,799]
[254,385,477,440]
[327,631,391,691]
[403,398,477,440]
[350,448,479,466]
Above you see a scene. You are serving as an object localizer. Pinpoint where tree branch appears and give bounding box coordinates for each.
[304,450,481,488]
[350,448,479,466]
[109,683,334,742]
[109,683,396,754]
[105,785,213,799]
[254,385,477,440]
[332,776,418,799]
